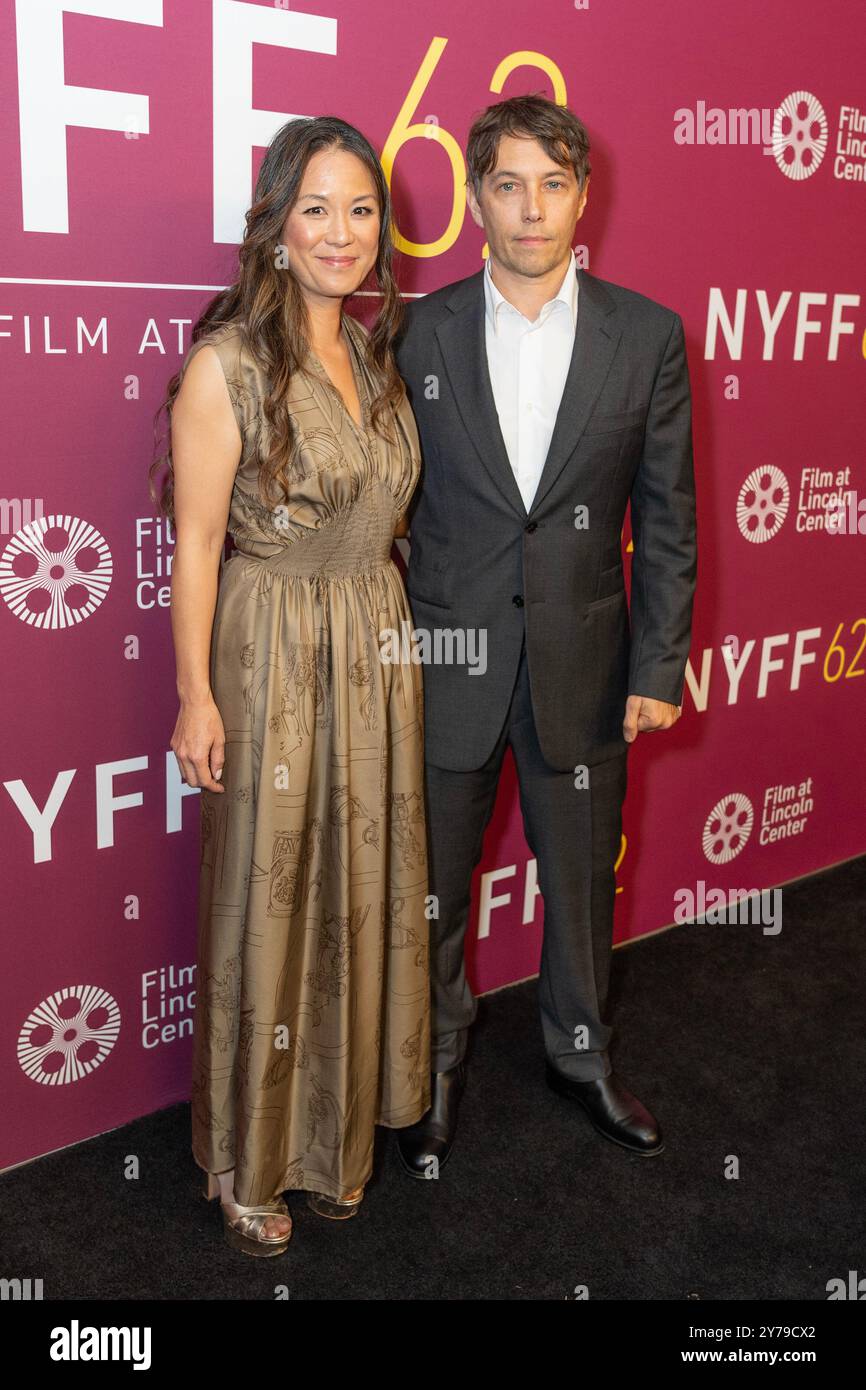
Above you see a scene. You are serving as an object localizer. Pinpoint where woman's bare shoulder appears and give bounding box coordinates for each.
[182,322,254,382]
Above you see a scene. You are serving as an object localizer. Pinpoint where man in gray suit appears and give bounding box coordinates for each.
[393,94,697,1173]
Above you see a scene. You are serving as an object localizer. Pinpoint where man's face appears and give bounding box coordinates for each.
[466,133,589,278]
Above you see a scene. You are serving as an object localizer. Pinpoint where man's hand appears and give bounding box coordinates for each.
[623,694,681,743]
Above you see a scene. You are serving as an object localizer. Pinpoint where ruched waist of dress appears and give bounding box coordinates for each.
[230,496,397,579]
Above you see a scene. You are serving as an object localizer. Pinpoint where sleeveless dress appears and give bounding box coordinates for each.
[179,313,431,1205]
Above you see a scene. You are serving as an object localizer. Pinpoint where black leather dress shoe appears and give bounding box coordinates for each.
[545,1062,664,1155]
[396,1061,466,1178]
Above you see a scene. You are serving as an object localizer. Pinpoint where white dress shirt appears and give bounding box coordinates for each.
[483,248,578,512]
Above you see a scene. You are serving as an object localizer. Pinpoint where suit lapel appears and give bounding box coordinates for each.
[435,269,527,518]
[434,265,622,520]
[530,269,622,514]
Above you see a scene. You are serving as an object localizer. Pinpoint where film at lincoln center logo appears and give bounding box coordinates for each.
[773,89,866,183]
[772,91,828,180]
[0,514,112,628]
[736,466,790,544]
[18,985,121,1085]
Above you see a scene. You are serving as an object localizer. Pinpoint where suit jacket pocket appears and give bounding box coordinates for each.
[406,557,452,610]
[583,403,648,436]
[585,588,627,615]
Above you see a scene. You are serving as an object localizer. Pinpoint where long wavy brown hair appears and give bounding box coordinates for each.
[149,116,407,525]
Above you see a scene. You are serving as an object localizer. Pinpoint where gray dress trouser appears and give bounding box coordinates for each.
[423,634,628,1080]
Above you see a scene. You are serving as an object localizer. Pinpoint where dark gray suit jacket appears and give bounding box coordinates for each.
[394,265,697,773]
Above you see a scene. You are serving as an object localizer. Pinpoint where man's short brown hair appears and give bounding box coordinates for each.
[466,93,591,198]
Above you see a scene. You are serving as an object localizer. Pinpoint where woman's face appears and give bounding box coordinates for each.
[280,145,381,307]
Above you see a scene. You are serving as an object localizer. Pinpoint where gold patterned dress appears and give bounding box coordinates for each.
[180,312,431,1205]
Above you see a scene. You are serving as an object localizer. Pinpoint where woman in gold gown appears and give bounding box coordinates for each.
[151,116,430,1257]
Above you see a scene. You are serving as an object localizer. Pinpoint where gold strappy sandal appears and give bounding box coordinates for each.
[306,1185,365,1220]
[201,1170,293,1256]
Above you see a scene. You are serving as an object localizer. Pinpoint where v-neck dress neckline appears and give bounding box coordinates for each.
[305,315,371,439]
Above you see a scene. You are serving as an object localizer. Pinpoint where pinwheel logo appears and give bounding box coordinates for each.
[702,794,755,865]
[18,985,121,1085]
[736,466,790,544]
[772,91,828,180]
[0,514,112,627]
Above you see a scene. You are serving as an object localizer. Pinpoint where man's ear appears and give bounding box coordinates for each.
[465,179,485,229]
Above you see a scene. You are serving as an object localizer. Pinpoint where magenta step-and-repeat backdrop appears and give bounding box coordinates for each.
[2,0,864,1173]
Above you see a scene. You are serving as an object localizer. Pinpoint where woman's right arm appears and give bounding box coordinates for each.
[168,345,243,793]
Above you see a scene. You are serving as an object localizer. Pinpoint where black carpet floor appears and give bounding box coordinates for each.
[2,854,864,1302]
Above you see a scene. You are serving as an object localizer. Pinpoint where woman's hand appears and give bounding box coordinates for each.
[171,696,226,792]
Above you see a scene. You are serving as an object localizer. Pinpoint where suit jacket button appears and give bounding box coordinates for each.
[512,594,524,607]
[524,521,538,533]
